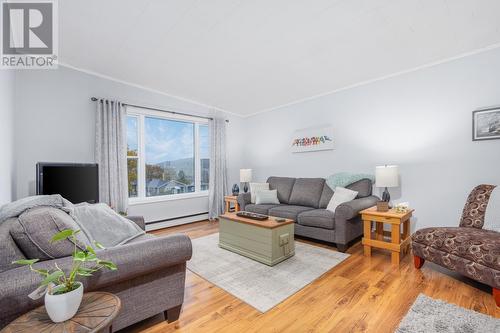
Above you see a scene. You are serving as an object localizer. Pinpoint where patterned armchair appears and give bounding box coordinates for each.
[411,185,500,307]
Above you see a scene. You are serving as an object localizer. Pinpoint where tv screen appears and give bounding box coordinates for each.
[36,163,99,204]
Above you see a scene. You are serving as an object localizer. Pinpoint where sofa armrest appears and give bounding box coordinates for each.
[237,192,252,211]
[1,234,192,298]
[333,196,379,245]
[127,215,145,230]
[335,196,379,221]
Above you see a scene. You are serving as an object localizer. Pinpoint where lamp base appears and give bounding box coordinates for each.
[382,187,390,202]
[243,183,249,193]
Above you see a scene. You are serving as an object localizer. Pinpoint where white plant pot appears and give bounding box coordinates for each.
[44,282,84,322]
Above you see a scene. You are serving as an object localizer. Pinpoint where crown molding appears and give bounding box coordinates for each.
[58,62,243,118]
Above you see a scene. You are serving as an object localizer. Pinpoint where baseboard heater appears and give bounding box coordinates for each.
[145,212,208,226]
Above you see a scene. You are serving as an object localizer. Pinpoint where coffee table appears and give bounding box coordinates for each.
[218,212,295,266]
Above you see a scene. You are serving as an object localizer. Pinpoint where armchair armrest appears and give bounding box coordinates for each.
[335,196,379,220]
[237,192,252,211]
[1,234,192,304]
[127,215,145,230]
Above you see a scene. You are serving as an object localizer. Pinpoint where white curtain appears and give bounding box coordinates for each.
[95,99,128,213]
[208,116,228,219]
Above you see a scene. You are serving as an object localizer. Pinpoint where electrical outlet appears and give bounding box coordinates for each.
[279,233,289,246]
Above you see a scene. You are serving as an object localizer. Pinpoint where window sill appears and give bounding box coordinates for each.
[128,191,209,206]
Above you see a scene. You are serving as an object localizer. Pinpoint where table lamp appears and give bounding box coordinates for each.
[375,165,399,202]
[240,169,252,193]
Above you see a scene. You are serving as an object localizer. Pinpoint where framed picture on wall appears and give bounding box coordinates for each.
[291,126,334,153]
[472,107,500,141]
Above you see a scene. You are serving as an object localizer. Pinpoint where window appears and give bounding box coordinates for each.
[126,107,210,201]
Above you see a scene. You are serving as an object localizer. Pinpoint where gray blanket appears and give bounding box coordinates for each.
[0,195,144,247]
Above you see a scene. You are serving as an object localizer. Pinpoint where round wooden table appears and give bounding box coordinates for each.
[2,292,121,333]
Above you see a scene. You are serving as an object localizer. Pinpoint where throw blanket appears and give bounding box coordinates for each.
[0,195,144,247]
[326,172,375,190]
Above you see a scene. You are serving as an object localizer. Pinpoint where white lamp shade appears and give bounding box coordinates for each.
[240,169,252,182]
[375,165,399,188]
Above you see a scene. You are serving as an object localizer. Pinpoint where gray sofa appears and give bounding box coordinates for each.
[0,215,192,331]
[238,177,379,252]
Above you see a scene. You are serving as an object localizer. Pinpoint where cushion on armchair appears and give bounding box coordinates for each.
[10,207,89,260]
[412,227,500,271]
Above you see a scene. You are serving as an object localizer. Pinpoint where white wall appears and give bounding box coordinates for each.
[13,66,245,226]
[0,71,15,205]
[241,47,500,231]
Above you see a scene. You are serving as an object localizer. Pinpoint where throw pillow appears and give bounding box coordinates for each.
[255,190,280,205]
[484,186,500,232]
[250,182,270,203]
[10,206,89,260]
[326,187,358,213]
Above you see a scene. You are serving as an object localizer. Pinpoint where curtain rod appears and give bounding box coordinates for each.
[90,97,229,123]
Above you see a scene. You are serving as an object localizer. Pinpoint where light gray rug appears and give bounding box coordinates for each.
[187,233,349,312]
[397,294,500,333]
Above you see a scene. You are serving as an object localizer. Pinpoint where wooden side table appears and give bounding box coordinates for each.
[224,195,240,213]
[360,206,414,266]
[2,292,121,333]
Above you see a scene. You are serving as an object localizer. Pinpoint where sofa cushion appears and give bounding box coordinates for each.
[346,179,372,198]
[326,187,358,213]
[255,190,280,205]
[319,184,334,209]
[319,179,373,208]
[288,178,325,208]
[268,205,314,220]
[297,209,335,230]
[10,207,89,260]
[245,204,282,215]
[249,182,269,203]
[0,218,26,273]
[412,227,500,271]
[267,177,296,204]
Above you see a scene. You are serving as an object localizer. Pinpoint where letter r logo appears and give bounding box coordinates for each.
[2,2,53,54]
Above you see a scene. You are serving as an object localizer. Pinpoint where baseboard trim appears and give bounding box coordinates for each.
[145,212,208,231]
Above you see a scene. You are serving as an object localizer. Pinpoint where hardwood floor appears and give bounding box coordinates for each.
[124,220,499,333]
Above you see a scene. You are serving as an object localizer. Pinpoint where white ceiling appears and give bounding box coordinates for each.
[60,0,500,116]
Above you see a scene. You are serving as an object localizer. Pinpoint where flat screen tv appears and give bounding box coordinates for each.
[36,163,99,204]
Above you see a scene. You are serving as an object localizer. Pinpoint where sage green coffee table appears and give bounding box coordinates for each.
[219,212,295,266]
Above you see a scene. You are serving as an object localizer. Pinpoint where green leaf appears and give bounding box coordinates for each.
[73,251,87,261]
[77,267,94,273]
[76,267,94,276]
[32,269,49,276]
[98,260,117,270]
[51,229,74,243]
[86,246,96,255]
[12,259,39,266]
[42,271,64,286]
[93,241,105,250]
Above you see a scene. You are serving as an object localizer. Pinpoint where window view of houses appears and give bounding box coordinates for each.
[126,115,209,198]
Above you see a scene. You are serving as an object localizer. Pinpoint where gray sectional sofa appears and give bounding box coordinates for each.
[237,176,379,252]
[0,214,192,331]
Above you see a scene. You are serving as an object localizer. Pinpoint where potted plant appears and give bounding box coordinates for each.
[12,229,117,323]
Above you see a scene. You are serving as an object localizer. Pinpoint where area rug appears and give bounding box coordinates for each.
[186,233,349,312]
[396,294,500,333]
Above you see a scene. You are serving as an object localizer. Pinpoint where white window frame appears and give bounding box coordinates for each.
[127,106,209,205]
